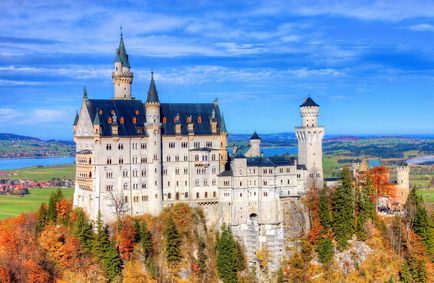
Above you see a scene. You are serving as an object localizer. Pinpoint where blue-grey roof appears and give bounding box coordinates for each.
[246,156,296,167]
[233,145,250,158]
[73,111,79,126]
[218,170,233,177]
[160,103,224,135]
[300,97,319,107]
[146,75,159,103]
[114,34,130,68]
[250,131,260,140]
[85,99,146,137]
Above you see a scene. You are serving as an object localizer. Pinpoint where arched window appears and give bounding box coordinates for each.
[195,155,199,161]
[212,154,216,161]
[132,117,137,124]
[197,116,202,123]
[162,117,167,123]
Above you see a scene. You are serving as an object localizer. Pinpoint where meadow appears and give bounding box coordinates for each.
[9,164,75,181]
[0,188,74,219]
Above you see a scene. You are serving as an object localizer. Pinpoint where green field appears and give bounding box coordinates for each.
[9,164,75,181]
[418,188,434,203]
[0,188,74,220]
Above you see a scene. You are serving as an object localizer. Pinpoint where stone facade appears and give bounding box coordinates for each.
[73,35,323,270]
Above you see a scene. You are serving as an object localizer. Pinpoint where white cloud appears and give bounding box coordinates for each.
[0,107,72,125]
[409,24,434,31]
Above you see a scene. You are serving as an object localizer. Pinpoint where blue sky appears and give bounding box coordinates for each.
[0,0,433,140]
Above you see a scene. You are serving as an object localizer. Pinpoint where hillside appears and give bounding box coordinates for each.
[0,133,74,159]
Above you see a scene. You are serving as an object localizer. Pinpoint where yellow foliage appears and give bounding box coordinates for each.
[256,247,269,271]
[123,259,147,283]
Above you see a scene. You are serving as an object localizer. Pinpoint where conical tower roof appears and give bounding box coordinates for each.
[220,114,227,133]
[73,111,79,126]
[250,131,260,140]
[300,97,319,107]
[114,31,130,68]
[146,72,159,103]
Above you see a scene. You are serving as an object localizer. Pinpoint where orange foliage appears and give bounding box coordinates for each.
[39,224,82,269]
[370,166,397,199]
[116,217,136,261]
[0,213,52,282]
[56,198,72,222]
[304,185,323,243]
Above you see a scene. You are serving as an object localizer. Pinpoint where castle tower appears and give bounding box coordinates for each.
[112,31,133,99]
[145,72,163,215]
[245,132,261,157]
[295,97,325,184]
[396,164,410,207]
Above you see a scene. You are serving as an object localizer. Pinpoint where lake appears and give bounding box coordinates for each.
[406,155,434,165]
[0,157,75,170]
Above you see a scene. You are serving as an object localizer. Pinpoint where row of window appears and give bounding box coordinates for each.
[106,156,152,165]
[106,143,147,150]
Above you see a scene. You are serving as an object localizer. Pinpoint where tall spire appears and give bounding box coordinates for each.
[83,86,88,100]
[114,28,130,68]
[220,114,227,133]
[93,108,100,125]
[73,111,79,126]
[146,72,160,103]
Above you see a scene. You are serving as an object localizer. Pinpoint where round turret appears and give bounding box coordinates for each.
[300,97,319,127]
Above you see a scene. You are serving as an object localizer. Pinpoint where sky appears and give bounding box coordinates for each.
[0,0,433,140]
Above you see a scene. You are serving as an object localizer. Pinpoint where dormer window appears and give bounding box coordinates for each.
[197,116,202,123]
[119,117,124,124]
[111,110,115,115]
[99,109,103,115]
[135,110,139,115]
[108,117,112,124]
[132,117,137,124]
[187,116,191,123]
[162,117,167,123]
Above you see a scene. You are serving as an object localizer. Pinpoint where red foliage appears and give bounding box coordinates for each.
[370,166,397,200]
[191,261,200,273]
[304,185,323,244]
[116,217,136,261]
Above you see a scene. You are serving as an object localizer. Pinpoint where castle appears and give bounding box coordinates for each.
[73,34,323,268]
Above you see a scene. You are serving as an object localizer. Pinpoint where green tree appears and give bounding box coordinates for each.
[47,188,64,222]
[413,206,433,260]
[355,184,373,241]
[318,185,331,229]
[139,222,153,259]
[332,167,355,250]
[72,208,93,253]
[35,203,48,233]
[197,236,207,274]
[315,237,334,266]
[164,217,181,265]
[217,225,245,283]
[92,212,122,281]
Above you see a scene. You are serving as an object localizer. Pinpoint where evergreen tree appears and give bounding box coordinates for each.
[47,188,64,222]
[197,236,207,274]
[92,212,110,262]
[315,237,334,266]
[164,217,181,265]
[318,184,330,229]
[72,208,93,253]
[103,239,122,281]
[332,167,355,250]
[413,206,433,259]
[217,225,239,283]
[35,203,48,233]
[133,219,141,243]
[355,184,373,241]
[140,222,153,259]
[92,212,122,281]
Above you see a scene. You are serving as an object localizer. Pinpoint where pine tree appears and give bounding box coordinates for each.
[164,217,181,265]
[47,188,64,222]
[35,203,48,233]
[103,239,122,281]
[140,222,153,259]
[197,236,207,273]
[92,212,110,262]
[355,185,373,241]
[92,212,122,281]
[315,237,334,265]
[318,184,330,229]
[413,206,433,259]
[332,167,355,250]
[72,208,93,253]
[217,225,239,283]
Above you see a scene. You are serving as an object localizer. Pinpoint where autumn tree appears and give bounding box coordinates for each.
[72,208,93,253]
[164,217,181,265]
[116,217,136,261]
[370,166,396,202]
[332,167,355,250]
[305,183,323,243]
[56,198,72,225]
[287,240,313,282]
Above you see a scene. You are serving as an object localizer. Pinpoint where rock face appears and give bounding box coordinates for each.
[334,237,373,275]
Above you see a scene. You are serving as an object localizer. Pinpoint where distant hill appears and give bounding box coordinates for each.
[0,133,41,141]
[0,133,74,159]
